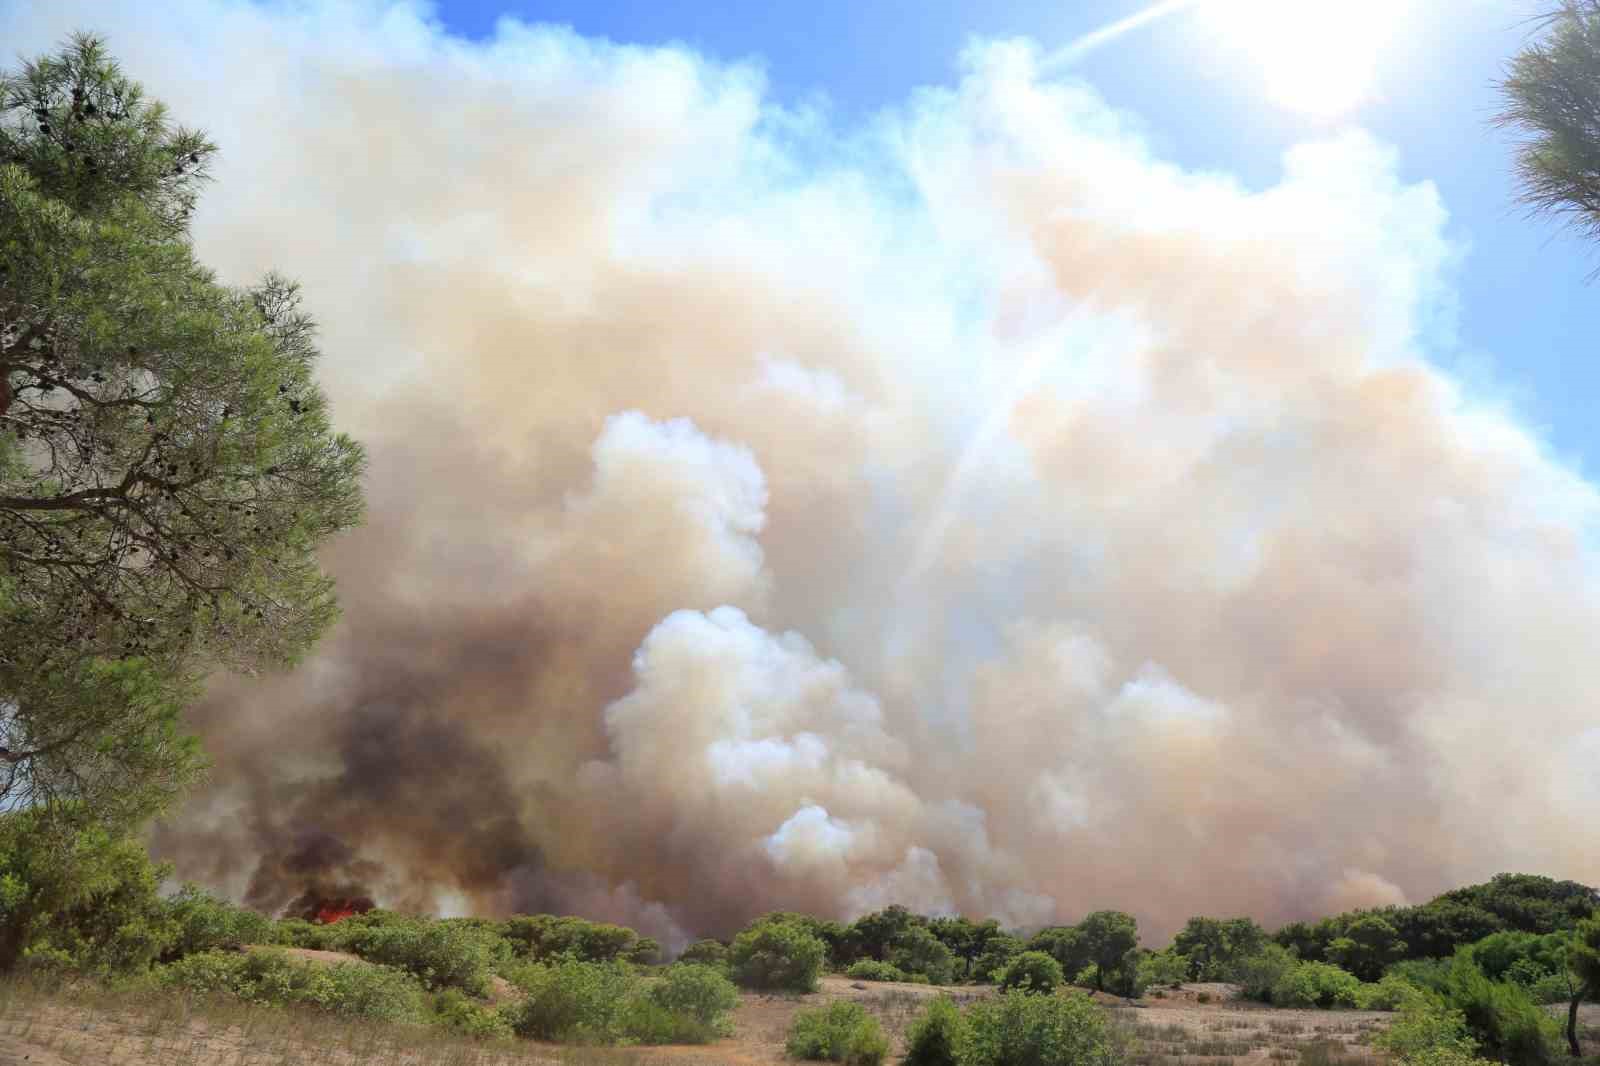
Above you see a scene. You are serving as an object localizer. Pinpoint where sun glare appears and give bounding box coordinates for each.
[1201,0,1406,117]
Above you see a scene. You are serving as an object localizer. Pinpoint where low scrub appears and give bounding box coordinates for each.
[1355,973,1419,1011]
[904,995,966,1066]
[958,989,1119,1066]
[430,987,514,1039]
[339,917,503,995]
[786,1000,890,1065]
[159,948,426,1022]
[1273,961,1361,1008]
[730,917,826,992]
[847,959,909,982]
[501,958,736,1046]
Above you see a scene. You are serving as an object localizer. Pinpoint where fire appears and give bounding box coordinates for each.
[287,890,375,925]
[314,900,367,924]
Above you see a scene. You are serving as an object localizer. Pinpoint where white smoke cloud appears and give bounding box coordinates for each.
[5,0,1599,941]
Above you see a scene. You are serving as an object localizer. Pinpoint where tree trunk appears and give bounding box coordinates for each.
[1570,979,1591,1058]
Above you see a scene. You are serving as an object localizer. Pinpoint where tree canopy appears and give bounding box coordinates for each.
[0,34,365,826]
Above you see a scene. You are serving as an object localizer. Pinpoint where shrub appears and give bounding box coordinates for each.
[616,993,719,1045]
[1438,958,1559,1066]
[678,939,730,967]
[999,950,1064,994]
[1138,949,1190,990]
[159,948,425,1021]
[1355,974,1418,1011]
[163,886,276,960]
[1388,958,1455,994]
[904,995,966,1066]
[500,915,641,963]
[1376,985,1481,1062]
[1522,972,1571,1005]
[890,925,957,985]
[504,959,635,1042]
[1273,961,1361,1008]
[972,934,1024,984]
[958,989,1119,1066]
[729,917,826,992]
[847,959,908,982]
[785,1001,889,1065]
[432,988,514,1039]
[342,918,497,995]
[648,963,739,1028]
[1233,944,1296,1002]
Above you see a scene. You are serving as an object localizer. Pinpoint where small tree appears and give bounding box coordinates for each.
[1078,910,1140,993]
[1563,913,1600,1057]
[890,924,957,985]
[1327,915,1408,982]
[999,950,1064,994]
[728,916,825,992]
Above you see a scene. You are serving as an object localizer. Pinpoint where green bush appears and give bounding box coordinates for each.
[972,934,1024,984]
[785,1001,889,1065]
[1522,972,1572,1005]
[890,925,957,985]
[1387,958,1455,994]
[958,989,1119,1066]
[1376,984,1488,1066]
[1438,958,1559,1066]
[678,939,730,967]
[729,918,826,992]
[158,948,425,1022]
[847,959,909,982]
[616,994,720,1045]
[163,886,275,959]
[904,995,965,1066]
[342,918,498,995]
[1272,961,1361,1008]
[999,950,1064,994]
[431,988,514,1039]
[1354,974,1418,1011]
[1233,944,1297,1002]
[648,963,739,1028]
[504,959,635,1042]
[500,915,641,963]
[1137,949,1189,990]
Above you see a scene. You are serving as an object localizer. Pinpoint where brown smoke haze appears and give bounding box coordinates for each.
[7,1,1600,949]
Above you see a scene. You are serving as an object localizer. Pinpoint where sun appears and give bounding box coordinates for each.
[1199,0,1407,118]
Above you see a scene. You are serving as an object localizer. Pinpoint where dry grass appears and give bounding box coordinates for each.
[0,974,1425,1066]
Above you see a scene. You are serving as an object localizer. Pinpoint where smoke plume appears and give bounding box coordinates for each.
[5,0,1600,947]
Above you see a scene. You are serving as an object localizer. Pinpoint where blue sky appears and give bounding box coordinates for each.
[438,0,1600,475]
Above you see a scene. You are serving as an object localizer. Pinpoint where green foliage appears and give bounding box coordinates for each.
[1497,1,1600,249]
[0,34,365,828]
[1173,917,1267,981]
[499,914,641,963]
[929,916,1005,980]
[1388,958,1456,994]
[890,924,957,985]
[339,916,502,995]
[1137,949,1190,989]
[1376,983,1482,1062]
[999,950,1064,994]
[847,959,909,982]
[430,987,513,1039]
[958,989,1120,1066]
[1077,911,1140,993]
[1271,961,1361,1008]
[162,886,274,960]
[159,948,425,1022]
[904,995,966,1066]
[1437,956,1559,1066]
[1325,916,1406,982]
[1465,931,1568,985]
[678,938,729,967]
[729,916,826,992]
[847,905,922,964]
[628,936,662,965]
[504,959,635,1042]
[615,994,721,1045]
[1233,944,1297,1002]
[785,1000,888,1065]
[0,808,176,973]
[1028,926,1091,978]
[647,963,739,1027]
[972,933,1024,984]
[1354,973,1420,1011]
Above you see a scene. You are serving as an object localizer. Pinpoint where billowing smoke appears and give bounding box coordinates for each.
[7,1,1600,947]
